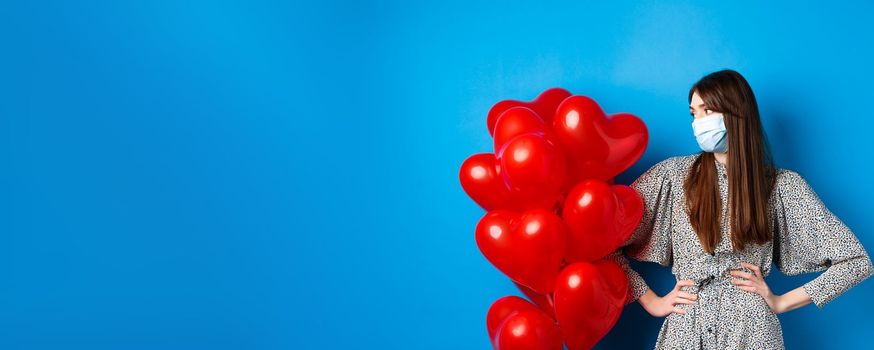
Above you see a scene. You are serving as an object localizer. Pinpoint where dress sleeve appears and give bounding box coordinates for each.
[773,170,874,309]
[603,158,674,306]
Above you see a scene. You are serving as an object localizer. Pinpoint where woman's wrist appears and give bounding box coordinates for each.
[638,288,659,314]
[764,293,784,314]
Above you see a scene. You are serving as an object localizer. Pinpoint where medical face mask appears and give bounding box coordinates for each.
[691,112,728,153]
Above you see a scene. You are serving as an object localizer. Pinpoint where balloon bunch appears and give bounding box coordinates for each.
[459,88,649,350]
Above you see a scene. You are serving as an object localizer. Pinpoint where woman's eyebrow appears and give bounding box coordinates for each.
[689,103,707,108]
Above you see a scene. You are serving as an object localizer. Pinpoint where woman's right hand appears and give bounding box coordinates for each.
[640,279,699,318]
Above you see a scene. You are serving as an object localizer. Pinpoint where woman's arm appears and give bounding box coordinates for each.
[772,170,874,309]
[772,287,812,314]
[606,158,675,307]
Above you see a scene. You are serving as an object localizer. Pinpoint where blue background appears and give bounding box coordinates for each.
[3,1,873,349]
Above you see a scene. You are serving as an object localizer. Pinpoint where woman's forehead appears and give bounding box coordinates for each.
[690,92,706,108]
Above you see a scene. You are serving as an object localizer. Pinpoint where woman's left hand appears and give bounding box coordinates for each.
[730,262,781,314]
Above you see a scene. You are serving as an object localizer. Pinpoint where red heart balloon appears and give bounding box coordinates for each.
[486,296,543,343]
[459,153,516,211]
[493,106,549,152]
[494,309,563,350]
[475,209,568,294]
[496,133,566,210]
[552,95,648,184]
[513,282,556,320]
[487,87,572,136]
[459,152,562,212]
[561,179,644,263]
[553,260,629,350]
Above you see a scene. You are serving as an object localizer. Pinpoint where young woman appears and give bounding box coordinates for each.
[605,69,874,349]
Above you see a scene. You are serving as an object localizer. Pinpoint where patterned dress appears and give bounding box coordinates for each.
[604,153,874,349]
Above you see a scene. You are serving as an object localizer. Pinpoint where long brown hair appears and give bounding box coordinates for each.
[684,69,777,254]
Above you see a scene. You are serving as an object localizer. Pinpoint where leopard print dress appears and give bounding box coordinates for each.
[604,153,874,349]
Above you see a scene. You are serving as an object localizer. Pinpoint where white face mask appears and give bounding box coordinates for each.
[691,112,728,152]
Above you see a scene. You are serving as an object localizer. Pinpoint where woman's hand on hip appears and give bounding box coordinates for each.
[731,261,781,313]
[644,279,698,318]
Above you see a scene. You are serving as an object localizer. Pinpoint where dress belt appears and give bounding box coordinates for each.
[682,271,734,294]
[698,273,733,289]
[684,250,749,293]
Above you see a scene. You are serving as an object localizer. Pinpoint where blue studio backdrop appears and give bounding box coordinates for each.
[3,1,873,349]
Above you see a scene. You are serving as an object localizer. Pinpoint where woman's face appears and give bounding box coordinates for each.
[689,91,717,120]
